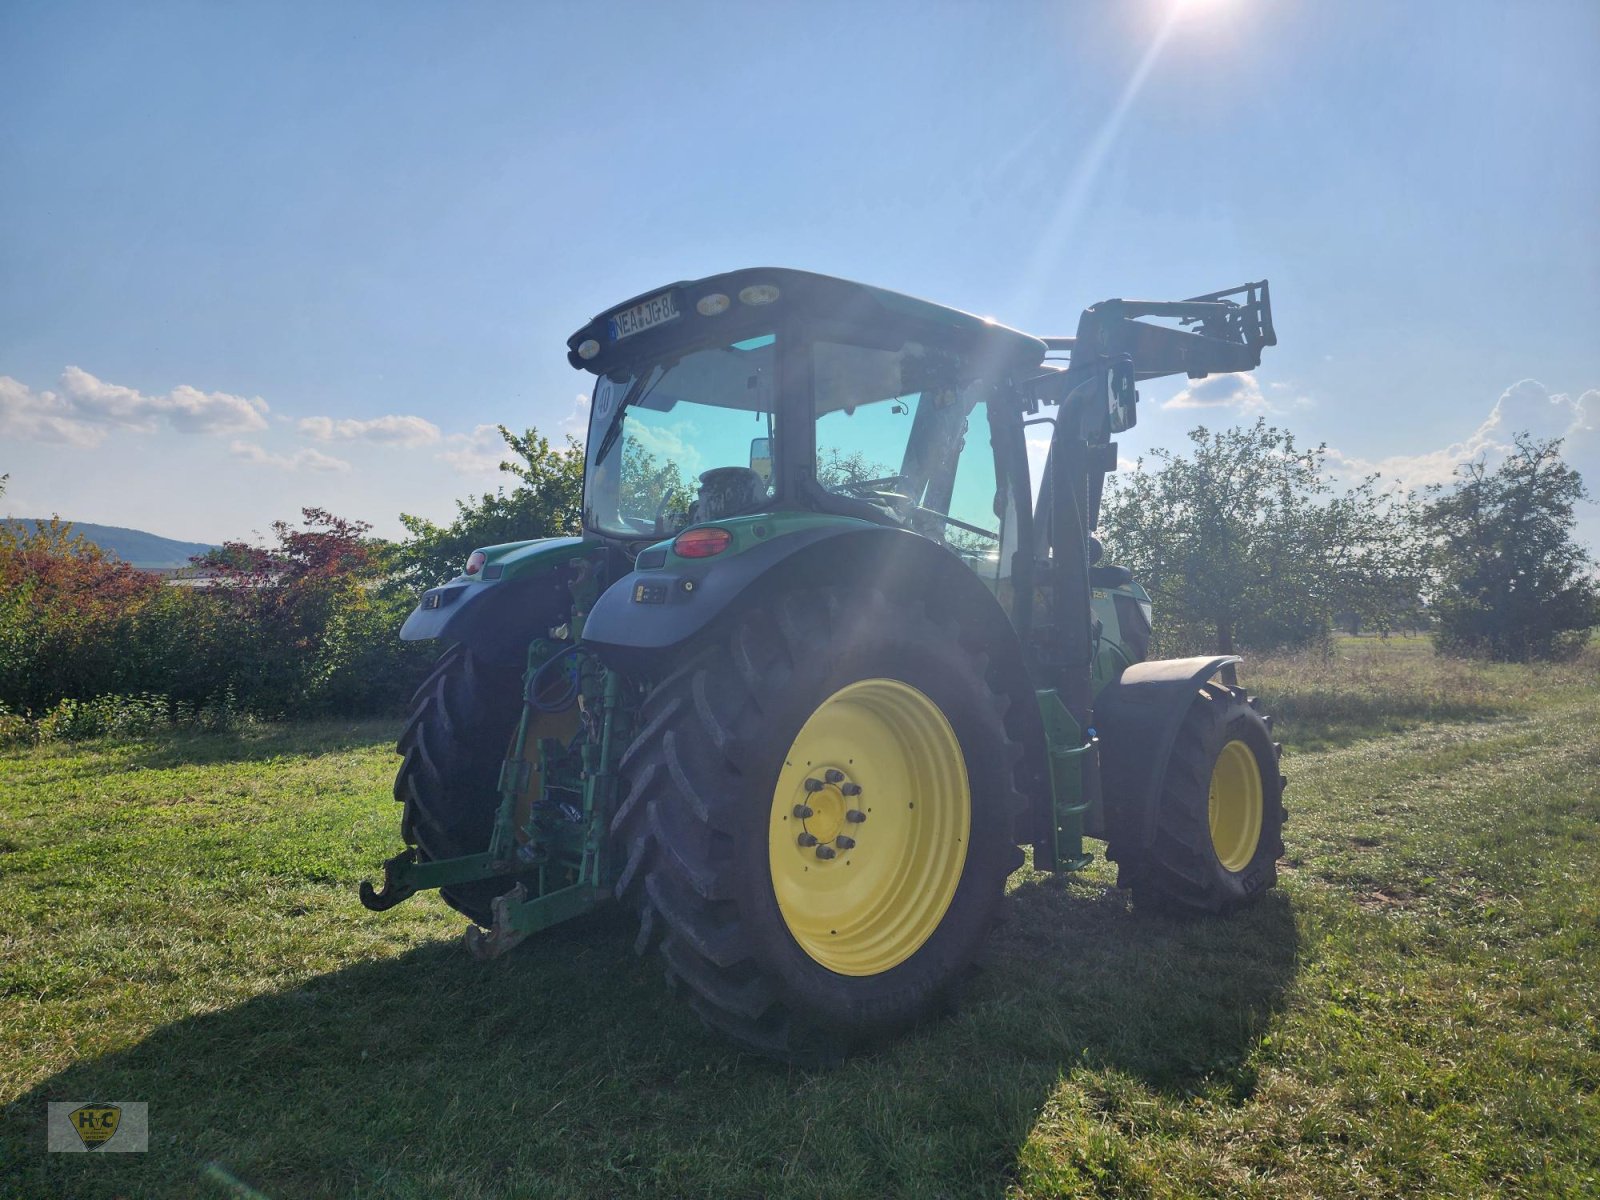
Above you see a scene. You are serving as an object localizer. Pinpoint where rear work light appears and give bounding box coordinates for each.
[464,550,487,575]
[673,527,732,558]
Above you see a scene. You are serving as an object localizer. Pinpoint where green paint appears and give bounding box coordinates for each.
[454,535,603,585]
[652,511,876,568]
[1035,689,1095,872]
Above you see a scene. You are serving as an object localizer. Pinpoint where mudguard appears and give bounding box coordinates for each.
[583,523,1051,849]
[1094,654,1241,858]
[399,536,598,663]
[580,524,847,658]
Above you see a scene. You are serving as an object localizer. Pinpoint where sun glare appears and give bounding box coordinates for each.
[1170,0,1236,20]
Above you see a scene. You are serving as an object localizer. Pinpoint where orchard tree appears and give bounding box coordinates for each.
[1100,418,1426,655]
[1423,433,1598,661]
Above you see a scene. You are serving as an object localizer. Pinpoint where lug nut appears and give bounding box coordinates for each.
[815,845,836,860]
[835,835,856,850]
[841,782,862,796]
[846,809,867,824]
[824,768,845,784]
[798,832,818,847]
[804,778,824,793]
[793,804,814,819]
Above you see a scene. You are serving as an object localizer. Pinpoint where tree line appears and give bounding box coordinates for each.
[1101,420,1597,662]
[1,420,1595,739]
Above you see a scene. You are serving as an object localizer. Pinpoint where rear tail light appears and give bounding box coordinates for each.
[673,527,732,559]
[464,550,487,575]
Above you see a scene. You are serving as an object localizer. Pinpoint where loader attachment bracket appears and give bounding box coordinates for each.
[1041,281,1275,384]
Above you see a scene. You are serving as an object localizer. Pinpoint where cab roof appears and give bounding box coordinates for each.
[567,267,1048,375]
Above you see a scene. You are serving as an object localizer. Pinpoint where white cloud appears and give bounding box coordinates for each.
[561,393,591,439]
[0,368,268,446]
[1162,371,1268,412]
[1330,379,1597,489]
[229,440,350,473]
[58,366,268,434]
[438,424,511,477]
[627,418,703,477]
[297,413,441,447]
[0,375,105,447]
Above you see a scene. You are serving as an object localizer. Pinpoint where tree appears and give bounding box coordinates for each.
[388,426,585,591]
[1423,433,1599,661]
[619,440,693,524]
[184,507,425,714]
[0,513,161,711]
[816,448,894,491]
[1100,419,1427,655]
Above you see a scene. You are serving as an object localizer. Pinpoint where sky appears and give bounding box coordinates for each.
[2,0,1597,551]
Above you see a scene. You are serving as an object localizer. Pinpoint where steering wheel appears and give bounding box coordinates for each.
[654,491,690,535]
[838,474,909,497]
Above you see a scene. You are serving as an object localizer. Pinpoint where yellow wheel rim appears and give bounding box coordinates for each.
[1208,738,1264,873]
[768,678,970,976]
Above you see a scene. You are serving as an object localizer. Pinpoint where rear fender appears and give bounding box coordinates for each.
[1094,655,1241,859]
[583,523,1051,850]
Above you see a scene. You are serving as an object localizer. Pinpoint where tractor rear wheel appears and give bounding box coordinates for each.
[611,586,1026,1064]
[393,643,524,926]
[1129,682,1285,915]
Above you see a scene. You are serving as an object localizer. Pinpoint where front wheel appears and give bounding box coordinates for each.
[610,586,1026,1064]
[1128,682,1285,915]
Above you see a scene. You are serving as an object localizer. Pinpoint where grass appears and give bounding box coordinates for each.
[2,637,1597,1198]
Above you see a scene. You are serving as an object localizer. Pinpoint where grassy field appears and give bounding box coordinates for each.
[2,637,1597,1198]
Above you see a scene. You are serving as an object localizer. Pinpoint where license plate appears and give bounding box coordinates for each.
[609,291,680,341]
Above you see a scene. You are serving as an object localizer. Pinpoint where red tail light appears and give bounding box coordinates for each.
[464,550,486,575]
[673,527,732,559]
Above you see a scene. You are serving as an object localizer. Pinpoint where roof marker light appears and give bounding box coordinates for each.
[696,293,731,316]
[739,284,780,306]
[577,339,600,360]
[464,550,487,575]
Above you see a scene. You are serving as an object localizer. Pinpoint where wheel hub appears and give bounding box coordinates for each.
[792,767,863,851]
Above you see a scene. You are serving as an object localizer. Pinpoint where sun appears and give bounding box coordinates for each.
[1169,0,1237,19]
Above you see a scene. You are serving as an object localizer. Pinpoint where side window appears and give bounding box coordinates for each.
[937,398,1005,582]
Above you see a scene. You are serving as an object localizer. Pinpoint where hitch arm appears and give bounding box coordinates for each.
[359,848,509,912]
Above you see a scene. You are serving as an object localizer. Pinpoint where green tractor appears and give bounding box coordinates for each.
[361,268,1284,1063]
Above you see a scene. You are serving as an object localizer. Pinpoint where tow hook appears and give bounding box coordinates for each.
[359,848,419,912]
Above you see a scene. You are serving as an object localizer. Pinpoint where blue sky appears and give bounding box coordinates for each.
[2,0,1596,549]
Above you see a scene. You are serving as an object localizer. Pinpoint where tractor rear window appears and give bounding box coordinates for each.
[583,333,778,538]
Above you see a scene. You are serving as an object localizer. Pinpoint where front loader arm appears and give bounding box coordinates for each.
[1043,280,1276,382]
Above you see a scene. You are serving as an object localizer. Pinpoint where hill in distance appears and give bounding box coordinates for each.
[6,519,217,569]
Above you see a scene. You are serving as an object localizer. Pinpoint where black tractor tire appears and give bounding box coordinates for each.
[1127,682,1286,915]
[610,585,1027,1065]
[393,643,525,926]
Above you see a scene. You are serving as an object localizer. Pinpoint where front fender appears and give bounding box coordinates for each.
[1094,655,1242,858]
[399,536,600,662]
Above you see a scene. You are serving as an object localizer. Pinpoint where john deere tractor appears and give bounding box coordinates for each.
[362,268,1284,1062]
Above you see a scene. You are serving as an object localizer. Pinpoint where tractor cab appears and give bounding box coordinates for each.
[568,268,1048,580]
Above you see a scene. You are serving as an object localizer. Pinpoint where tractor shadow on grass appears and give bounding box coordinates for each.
[10,884,1300,1199]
